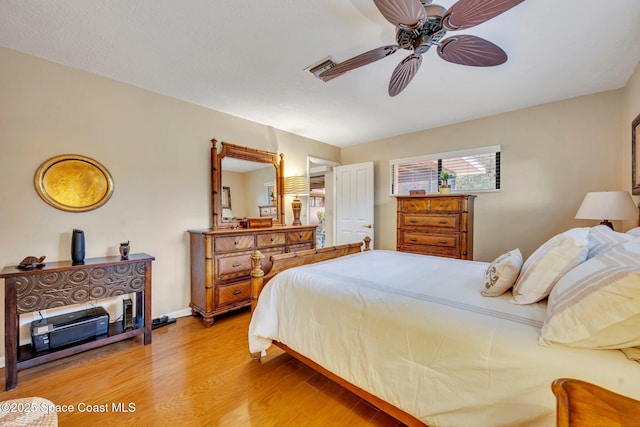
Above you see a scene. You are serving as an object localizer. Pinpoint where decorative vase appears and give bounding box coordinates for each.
[119,241,130,260]
[71,229,85,265]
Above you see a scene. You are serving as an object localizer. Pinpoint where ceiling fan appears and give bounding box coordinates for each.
[319,0,524,96]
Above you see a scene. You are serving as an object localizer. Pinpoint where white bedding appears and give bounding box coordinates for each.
[248,250,640,427]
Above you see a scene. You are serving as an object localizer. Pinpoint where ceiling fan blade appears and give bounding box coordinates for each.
[388,54,423,97]
[437,35,507,66]
[373,0,427,29]
[442,0,524,31]
[319,45,399,78]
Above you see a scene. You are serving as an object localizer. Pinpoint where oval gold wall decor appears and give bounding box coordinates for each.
[34,154,114,212]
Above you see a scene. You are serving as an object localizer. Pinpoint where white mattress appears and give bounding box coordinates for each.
[248,250,640,427]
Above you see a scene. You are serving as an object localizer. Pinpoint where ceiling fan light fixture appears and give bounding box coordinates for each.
[424,4,446,19]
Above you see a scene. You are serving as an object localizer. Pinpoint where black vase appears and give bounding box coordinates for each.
[71,229,85,265]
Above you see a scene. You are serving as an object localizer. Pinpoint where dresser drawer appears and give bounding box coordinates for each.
[259,206,277,217]
[428,198,461,212]
[256,232,286,248]
[400,214,459,230]
[399,199,429,212]
[214,235,255,252]
[215,251,253,280]
[400,232,459,249]
[218,281,251,307]
[287,230,315,243]
[401,245,461,259]
[289,243,314,252]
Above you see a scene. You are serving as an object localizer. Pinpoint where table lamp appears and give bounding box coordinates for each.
[575,191,638,230]
[284,176,309,226]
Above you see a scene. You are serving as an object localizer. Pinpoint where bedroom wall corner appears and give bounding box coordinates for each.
[340,90,625,262]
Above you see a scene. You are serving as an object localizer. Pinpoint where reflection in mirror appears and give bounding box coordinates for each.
[211,139,284,228]
[221,158,276,220]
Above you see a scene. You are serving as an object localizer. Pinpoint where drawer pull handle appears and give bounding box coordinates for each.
[409,219,418,223]
[299,234,303,238]
[270,237,274,241]
[410,238,417,242]
[234,241,239,245]
[439,240,448,244]
[233,290,242,295]
[438,220,448,224]
[232,263,241,268]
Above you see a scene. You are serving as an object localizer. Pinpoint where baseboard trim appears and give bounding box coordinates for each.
[167,308,192,319]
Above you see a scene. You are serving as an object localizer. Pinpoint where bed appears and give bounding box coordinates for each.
[248,227,640,427]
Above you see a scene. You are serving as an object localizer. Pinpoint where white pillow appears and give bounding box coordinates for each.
[481,249,523,297]
[587,225,634,259]
[540,240,640,349]
[510,228,590,305]
[626,227,640,237]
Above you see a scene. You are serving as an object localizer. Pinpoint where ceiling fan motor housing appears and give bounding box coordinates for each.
[396,3,447,54]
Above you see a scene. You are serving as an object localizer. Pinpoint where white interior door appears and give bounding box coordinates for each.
[335,161,374,247]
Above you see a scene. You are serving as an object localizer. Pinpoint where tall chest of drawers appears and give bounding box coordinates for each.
[396,194,475,260]
[188,225,316,326]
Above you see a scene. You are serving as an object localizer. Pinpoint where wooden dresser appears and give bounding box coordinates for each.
[188,225,316,326]
[396,194,475,260]
[258,205,278,218]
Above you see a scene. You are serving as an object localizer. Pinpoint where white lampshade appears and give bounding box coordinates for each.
[284,176,309,196]
[575,191,638,221]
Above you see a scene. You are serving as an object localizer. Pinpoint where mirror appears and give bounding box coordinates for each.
[211,139,284,228]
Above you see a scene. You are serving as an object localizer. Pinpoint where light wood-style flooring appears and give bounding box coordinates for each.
[0,308,407,426]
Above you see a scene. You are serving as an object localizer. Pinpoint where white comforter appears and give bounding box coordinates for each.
[248,250,640,427]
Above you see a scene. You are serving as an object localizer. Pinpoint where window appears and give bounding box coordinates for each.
[390,145,500,195]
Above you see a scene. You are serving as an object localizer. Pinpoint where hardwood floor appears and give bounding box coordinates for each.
[0,309,407,426]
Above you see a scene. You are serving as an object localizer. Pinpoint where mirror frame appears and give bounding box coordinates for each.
[633,113,640,196]
[211,138,284,228]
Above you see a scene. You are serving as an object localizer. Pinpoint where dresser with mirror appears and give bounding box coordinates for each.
[188,139,316,326]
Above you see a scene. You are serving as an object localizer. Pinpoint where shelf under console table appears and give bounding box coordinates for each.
[0,253,155,390]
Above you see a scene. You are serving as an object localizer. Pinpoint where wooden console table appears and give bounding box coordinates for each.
[0,253,154,390]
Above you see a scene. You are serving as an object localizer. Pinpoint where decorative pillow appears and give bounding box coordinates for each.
[626,227,640,237]
[539,240,640,349]
[587,224,634,259]
[510,228,590,305]
[481,249,523,297]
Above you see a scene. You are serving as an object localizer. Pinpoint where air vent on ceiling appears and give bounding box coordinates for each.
[304,58,342,82]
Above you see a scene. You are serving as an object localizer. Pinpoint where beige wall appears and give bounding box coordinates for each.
[342,85,637,262]
[624,60,640,204]
[0,47,340,352]
[1,43,638,358]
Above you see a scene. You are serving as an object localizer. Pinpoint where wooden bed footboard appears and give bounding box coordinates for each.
[249,236,371,312]
[552,378,640,427]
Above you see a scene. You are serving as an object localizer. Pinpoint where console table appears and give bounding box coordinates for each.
[0,253,154,390]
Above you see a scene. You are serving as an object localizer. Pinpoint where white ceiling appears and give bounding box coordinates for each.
[1,1,639,148]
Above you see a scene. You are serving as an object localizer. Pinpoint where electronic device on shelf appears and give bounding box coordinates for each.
[30,307,110,353]
[122,298,133,330]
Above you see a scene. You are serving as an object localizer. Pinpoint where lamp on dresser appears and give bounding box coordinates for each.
[575,191,638,230]
[284,175,309,226]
